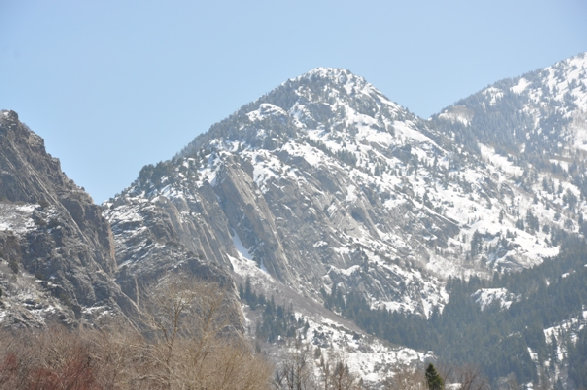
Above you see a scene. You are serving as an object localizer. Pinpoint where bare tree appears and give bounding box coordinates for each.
[453,364,490,390]
[0,325,103,390]
[274,344,317,390]
[140,276,271,390]
[329,360,357,390]
[381,364,426,390]
[317,352,359,390]
[0,276,272,390]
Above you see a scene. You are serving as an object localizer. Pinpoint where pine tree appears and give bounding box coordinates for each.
[425,363,444,390]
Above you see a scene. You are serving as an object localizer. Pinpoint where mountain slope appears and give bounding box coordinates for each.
[429,52,587,388]
[106,58,585,386]
[0,110,137,326]
[108,63,583,317]
[433,52,586,198]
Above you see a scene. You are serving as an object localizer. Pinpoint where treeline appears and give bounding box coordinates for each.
[0,322,495,390]
[322,235,587,387]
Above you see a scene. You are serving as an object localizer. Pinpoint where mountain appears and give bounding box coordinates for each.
[0,110,137,327]
[429,53,587,388]
[435,53,587,158]
[107,61,583,315]
[433,52,586,199]
[1,52,585,388]
[105,57,585,386]
[107,68,452,317]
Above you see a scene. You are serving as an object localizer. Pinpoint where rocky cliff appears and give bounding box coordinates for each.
[0,110,136,326]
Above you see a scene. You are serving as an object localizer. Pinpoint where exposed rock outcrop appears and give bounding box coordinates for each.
[0,110,136,327]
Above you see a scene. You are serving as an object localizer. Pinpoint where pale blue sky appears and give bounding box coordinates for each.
[1,0,586,203]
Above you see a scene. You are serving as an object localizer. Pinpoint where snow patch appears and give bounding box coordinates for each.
[570,111,587,152]
[437,106,473,126]
[250,150,282,192]
[393,120,436,145]
[345,184,357,202]
[301,314,433,385]
[231,230,269,274]
[483,87,504,105]
[511,78,530,94]
[0,203,38,234]
[472,288,518,311]
[329,264,360,277]
[246,103,288,122]
[478,143,523,176]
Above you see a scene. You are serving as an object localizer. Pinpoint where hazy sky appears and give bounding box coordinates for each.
[1,0,586,203]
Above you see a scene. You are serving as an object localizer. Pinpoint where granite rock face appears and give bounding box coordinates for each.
[0,110,135,327]
[0,110,244,332]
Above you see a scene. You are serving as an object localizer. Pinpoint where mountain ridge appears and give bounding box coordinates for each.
[103,53,585,385]
[1,52,585,387]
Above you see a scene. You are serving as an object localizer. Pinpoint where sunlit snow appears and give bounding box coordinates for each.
[0,203,38,234]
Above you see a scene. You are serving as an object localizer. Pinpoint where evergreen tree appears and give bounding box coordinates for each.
[470,230,484,257]
[425,363,444,390]
[568,327,587,389]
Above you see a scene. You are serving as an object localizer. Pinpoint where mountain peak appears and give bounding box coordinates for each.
[1,109,19,122]
[285,67,374,94]
[262,66,401,118]
[178,66,411,158]
[295,67,356,82]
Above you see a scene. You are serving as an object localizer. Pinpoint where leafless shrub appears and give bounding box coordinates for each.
[381,364,426,390]
[441,363,490,390]
[0,277,272,390]
[274,345,317,390]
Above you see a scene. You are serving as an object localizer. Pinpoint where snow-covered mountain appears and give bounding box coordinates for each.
[107,59,584,318]
[435,53,587,157]
[1,52,585,387]
[433,52,586,203]
[104,55,585,385]
[107,68,453,318]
